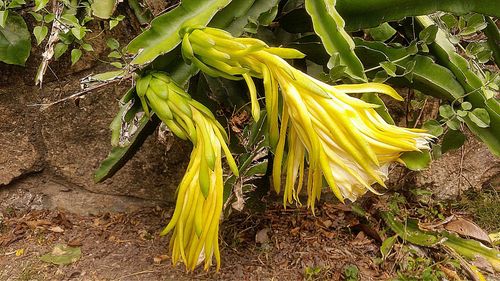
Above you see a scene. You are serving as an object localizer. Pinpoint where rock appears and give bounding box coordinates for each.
[0,65,189,204]
[37,77,190,202]
[0,96,44,186]
[414,137,500,199]
[0,175,163,215]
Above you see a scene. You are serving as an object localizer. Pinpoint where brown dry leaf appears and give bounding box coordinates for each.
[48,226,64,233]
[290,227,300,236]
[437,264,461,281]
[153,255,169,264]
[445,217,492,245]
[68,238,82,247]
[470,255,495,274]
[255,228,271,244]
[25,219,52,228]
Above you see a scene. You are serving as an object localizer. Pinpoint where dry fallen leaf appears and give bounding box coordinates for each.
[153,255,169,264]
[49,226,65,233]
[255,228,270,244]
[445,217,491,245]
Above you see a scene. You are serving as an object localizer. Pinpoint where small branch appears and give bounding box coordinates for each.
[29,74,132,110]
[35,1,64,87]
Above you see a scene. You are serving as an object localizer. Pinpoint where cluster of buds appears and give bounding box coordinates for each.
[180,27,433,208]
[135,72,239,270]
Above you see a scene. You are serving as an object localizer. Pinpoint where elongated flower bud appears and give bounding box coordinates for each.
[181,27,433,209]
[136,72,239,271]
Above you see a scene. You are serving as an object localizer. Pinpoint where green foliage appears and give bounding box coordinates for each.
[91,0,117,19]
[305,0,366,82]
[126,0,232,65]
[335,0,500,31]
[95,0,281,182]
[0,11,30,65]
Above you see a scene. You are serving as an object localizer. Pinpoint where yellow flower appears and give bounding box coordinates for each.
[181,27,433,209]
[136,72,238,270]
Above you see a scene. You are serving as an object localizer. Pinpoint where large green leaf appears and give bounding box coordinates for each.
[210,0,279,36]
[91,0,117,19]
[336,0,500,31]
[126,0,231,65]
[354,38,465,101]
[417,16,500,157]
[0,11,30,66]
[484,17,500,67]
[96,0,281,182]
[304,0,366,82]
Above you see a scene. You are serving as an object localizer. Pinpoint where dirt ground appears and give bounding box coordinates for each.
[0,189,392,281]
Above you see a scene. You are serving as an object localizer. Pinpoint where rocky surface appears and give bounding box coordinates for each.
[414,137,500,199]
[0,12,189,210]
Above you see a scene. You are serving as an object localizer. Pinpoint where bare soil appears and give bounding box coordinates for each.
[0,196,391,281]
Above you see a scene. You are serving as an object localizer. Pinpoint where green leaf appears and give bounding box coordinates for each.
[380,61,397,77]
[60,14,79,26]
[39,244,81,265]
[441,129,466,153]
[210,0,279,36]
[422,120,444,137]
[71,26,86,40]
[109,19,119,30]
[417,16,500,157]
[445,118,461,131]
[366,22,396,42]
[400,150,431,171]
[381,235,398,260]
[28,11,43,22]
[110,61,122,68]
[419,25,438,44]
[459,14,487,36]
[439,104,454,119]
[336,0,500,31]
[33,25,48,45]
[441,14,458,29]
[91,0,117,19]
[468,108,490,128]
[0,11,31,66]
[305,0,366,82]
[106,38,120,50]
[44,13,55,23]
[34,0,49,12]
[461,101,472,111]
[127,0,153,25]
[126,0,231,65]
[108,50,121,58]
[54,42,68,60]
[484,17,500,67]
[0,10,8,28]
[70,48,82,66]
[81,43,93,52]
[7,0,25,9]
[354,39,465,101]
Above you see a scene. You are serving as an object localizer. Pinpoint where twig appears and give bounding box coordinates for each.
[28,75,132,110]
[35,1,64,87]
[118,270,160,280]
[413,98,428,128]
